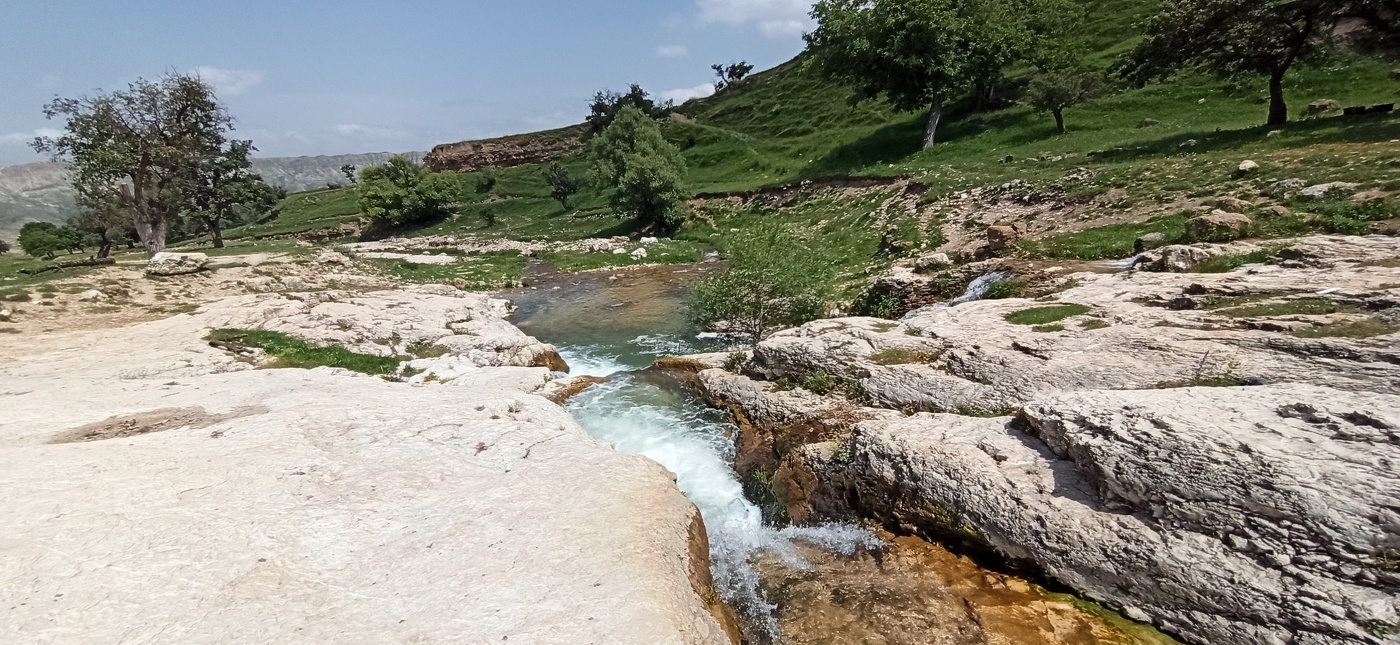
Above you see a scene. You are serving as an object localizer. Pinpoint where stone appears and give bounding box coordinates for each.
[147,252,209,276]
[985,224,1025,252]
[1212,196,1253,213]
[314,249,351,265]
[613,248,628,255]
[0,307,11,323]
[1307,99,1342,116]
[0,291,733,645]
[76,289,108,302]
[1268,178,1308,197]
[640,237,659,245]
[1257,205,1292,218]
[278,277,311,292]
[1180,139,1199,148]
[1185,211,1252,243]
[913,253,953,273]
[630,247,649,260]
[1132,232,1167,254]
[358,252,457,265]
[1237,160,1259,174]
[1299,182,1360,200]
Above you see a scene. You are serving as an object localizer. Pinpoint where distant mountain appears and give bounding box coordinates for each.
[0,151,423,234]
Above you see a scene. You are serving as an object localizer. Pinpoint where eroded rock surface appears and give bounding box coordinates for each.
[0,291,732,645]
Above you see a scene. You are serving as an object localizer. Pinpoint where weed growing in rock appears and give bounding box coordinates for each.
[206,329,402,375]
[1032,324,1066,333]
[1188,249,1278,273]
[1217,298,1347,318]
[1080,318,1111,330]
[1291,318,1399,339]
[868,347,933,365]
[722,351,747,373]
[1004,304,1091,325]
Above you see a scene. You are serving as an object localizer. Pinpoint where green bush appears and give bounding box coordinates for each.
[690,223,832,341]
[588,106,688,234]
[357,155,454,228]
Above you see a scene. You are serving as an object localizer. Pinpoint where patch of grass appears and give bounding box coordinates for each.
[1020,214,1188,260]
[1217,297,1347,318]
[955,404,1017,418]
[801,371,839,395]
[1080,318,1111,330]
[538,240,705,271]
[222,187,362,241]
[982,278,1025,300]
[2,290,31,302]
[1290,318,1399,339]
[1005,303,1091,325]
[1033,323,1066,333]
[367,251,527,290]
[1187,249,1278,273]
[205,328,402,375]
[406,341,451,359]
[868,347,934,365]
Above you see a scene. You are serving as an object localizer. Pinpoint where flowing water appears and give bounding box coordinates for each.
[505,262,1178,645]
[506,264,881,642]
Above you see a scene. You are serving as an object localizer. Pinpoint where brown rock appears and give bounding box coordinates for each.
[1185,211,1252,243]
[1212,196,1253,213]
[1307,99,1342,116]
[986,223,1026,252]
[425,125,587,173]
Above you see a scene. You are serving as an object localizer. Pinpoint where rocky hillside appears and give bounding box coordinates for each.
[0,151,423,235]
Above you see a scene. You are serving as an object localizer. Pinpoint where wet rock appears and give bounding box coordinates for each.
[147,252,209,276]
[1133,232,1167,253]
[1185,211,1251,243]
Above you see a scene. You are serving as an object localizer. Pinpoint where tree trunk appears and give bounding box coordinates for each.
[922,98,944,149]
[96,231,113,260]
[1053,109,1066,134]
[207,216,225,249]
[1267,69,1288,126]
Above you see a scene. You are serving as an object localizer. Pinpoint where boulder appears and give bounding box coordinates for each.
[1258,205,1292,218]
[640,237,660,245]
[1307,99,1342,116]
[1300,182,1360,200]
[1212,196,1253,213]
[1185,211,1252,243]
[913,253,953,273]
[985,224,1026,252]
[1236,160,1259,175]
[0,307,11,323]
[1132,232,1167,253]
[630,247,648,260]
[147,252,209,276]
[314,249,351,265]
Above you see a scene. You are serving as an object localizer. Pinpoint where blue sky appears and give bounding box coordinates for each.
[0,0,815,165]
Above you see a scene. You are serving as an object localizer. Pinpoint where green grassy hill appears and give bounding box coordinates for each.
[199,0,1398,295]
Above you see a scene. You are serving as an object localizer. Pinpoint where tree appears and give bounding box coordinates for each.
[586,84,673,134]
[542,162,581,209]
[184,140,279,248]
[1025,71,1104,133]
[340,164,358,185]
[588,106,688,234]
[690,224,833,342]
[18,223,66,259]
[965,0,1081,111]
[68,188,133,259]
[32,73,232,257]
[712,61,756,90]
[357,155,455,229]
[1117,0,1348,126]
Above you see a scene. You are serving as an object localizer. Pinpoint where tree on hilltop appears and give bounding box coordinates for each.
[712,61,755,90]
[588,106,688,235]
[805,0,1076,148]
[1118,0,1358,126]
[586,84,673,134]
[32,73,232,257]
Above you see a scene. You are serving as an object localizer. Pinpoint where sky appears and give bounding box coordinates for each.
[0,0,816,166]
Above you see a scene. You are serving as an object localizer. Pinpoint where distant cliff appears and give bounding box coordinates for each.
[425,125,586,173]
[0,151,423,234]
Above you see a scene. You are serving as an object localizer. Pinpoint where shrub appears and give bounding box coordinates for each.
[868,347,933,365]
[542,162,581,209]
[18,222,66,259]
[588,106,688,234]
[1004,304,1091,325]
[982,279,1024,300]
[476,170,498,194]
[357,155,454,229]
[690,223,832,341]
[801,371,839,395]
[206,329,402,375]
[1188,249,1277,273]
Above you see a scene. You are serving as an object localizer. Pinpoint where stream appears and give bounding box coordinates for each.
[504,262,1174,645]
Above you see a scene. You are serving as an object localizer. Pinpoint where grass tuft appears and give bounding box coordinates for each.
[206,328,402,375]
[1005,304,1091,325]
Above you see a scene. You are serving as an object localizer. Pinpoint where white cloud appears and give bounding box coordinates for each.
[0,128,62,144]
[335,123,410,139]
[697,0,814,37]
[656,45,689,58]
[662,83,717,104]
[194,66,264,97]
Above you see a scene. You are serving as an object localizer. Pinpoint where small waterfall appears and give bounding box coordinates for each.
[901,270,1013,319]
[1103,254,1142,271]
[559,339,882,643]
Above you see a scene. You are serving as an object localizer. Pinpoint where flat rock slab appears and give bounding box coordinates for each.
[0,296,729,645]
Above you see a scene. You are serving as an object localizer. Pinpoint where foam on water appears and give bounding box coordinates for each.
[560,338,881,642]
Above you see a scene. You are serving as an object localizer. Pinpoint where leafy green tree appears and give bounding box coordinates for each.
[1025,71,1104,133]
[588,106,688,234]
[184,140,279,248]
[18,223,66,259]
[586,84,673,134]
[1117,0,1350,125]
[357,155,455,229]
[32,73,232,257]
[806,0,1073,147]
[68,188,132,259]
[690,224,833,342]
[340,164,358,185]
[542,162,581,209]
[712,61,756,90]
